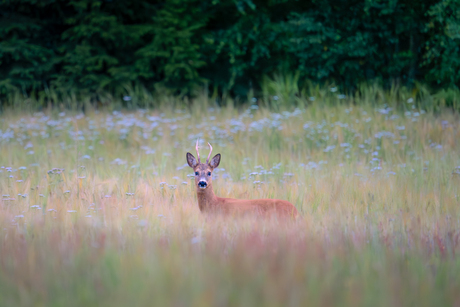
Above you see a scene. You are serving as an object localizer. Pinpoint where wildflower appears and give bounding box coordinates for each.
[191,237,201,244]
[111,158,127,165]
[442,121,449,129]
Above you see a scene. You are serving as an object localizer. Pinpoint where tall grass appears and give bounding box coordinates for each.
[0,97,459,306]
[2,81,460,112]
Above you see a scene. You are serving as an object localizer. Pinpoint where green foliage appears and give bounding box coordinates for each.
[424,0,460,86]
[135,0,207,92]
[0,0,459,104]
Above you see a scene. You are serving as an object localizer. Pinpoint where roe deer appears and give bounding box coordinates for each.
[186,141,299,219]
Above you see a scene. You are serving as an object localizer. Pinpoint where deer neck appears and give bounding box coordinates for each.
[196,184,219,212]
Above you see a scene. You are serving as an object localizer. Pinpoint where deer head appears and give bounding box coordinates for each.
[186,140,221,191]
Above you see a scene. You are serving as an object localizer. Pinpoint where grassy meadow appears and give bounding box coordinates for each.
[0,97,460,306]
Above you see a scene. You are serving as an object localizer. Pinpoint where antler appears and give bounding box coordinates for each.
[195,139,201,163]
[206,142,213,164]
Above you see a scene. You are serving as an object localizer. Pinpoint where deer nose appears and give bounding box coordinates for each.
[198,181,207,188]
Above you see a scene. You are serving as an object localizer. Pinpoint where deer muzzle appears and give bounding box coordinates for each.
[198,180,208,189]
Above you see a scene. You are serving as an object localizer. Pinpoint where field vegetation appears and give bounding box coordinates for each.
[0,92,460,306]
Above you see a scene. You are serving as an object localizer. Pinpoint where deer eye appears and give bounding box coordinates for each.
[195,172,199,176]
[207,172,211,176]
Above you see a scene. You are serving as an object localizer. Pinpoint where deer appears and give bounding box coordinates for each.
[186,141,299,219]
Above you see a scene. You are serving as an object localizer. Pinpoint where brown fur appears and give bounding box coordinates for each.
[187,146,299,219]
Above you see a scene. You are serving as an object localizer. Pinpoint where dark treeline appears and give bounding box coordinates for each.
[1,0,459,101]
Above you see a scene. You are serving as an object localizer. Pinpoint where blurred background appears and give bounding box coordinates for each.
[0,0,459,109]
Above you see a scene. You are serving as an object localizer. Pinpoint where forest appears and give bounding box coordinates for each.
[1,0,459,106]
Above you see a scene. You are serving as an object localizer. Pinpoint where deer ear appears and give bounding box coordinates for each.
[209,154,221,169]
[186,152,198,168]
